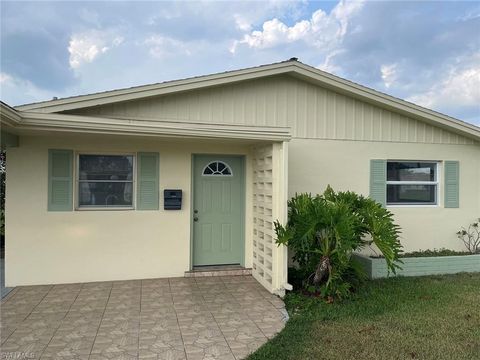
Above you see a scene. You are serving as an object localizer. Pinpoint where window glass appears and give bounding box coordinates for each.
[203,167,213,175]
[387,162,436,182]
[79,155,133,180]
[386,161,438,206]
[78,155,134,208]
[387,184,436,205]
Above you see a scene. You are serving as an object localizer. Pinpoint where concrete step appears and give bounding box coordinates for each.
[185,266,252,277]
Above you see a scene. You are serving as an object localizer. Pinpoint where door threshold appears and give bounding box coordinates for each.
[185,265,252,278]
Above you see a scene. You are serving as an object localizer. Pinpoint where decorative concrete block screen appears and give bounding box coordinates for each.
[252,145,275,292]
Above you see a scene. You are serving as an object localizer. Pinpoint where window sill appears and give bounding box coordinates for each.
[387,204,439,208]
[75,207,135,211]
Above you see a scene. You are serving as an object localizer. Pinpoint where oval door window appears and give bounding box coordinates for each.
[202,161,233,176]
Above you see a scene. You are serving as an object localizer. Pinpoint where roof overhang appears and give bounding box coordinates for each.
[1,101,22,128]
[1,102,291,142]
[9,60,480,142]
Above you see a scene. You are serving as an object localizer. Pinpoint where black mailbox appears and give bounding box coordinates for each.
[164,189,182,210]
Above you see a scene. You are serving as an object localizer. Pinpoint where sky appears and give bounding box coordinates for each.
[1,1,479,126]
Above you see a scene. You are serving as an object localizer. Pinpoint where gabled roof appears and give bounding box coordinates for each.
[10,59,480,141]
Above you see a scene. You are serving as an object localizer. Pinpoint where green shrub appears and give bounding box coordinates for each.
[401,248,472,258]
[275,186,402,299]
[370,248,473,258]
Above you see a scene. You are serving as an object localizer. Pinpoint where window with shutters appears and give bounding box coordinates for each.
[386,161,439,205]
[77,154,134,209]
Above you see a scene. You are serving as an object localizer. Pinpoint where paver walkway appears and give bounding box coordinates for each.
[0,276,286,360]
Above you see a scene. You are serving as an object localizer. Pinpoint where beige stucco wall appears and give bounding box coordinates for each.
[5,133,262,286]
[288,138,480,252]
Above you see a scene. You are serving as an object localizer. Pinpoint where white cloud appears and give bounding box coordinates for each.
[144,35,192,59]
[78,8,101,27]
[380,63,398,88]
[0,72,13,84]
[407,53,480,110]
[331,0,364,37]
[0,72,58,105]
[239,18,310,49]
[317,49,345,75]
[234,14,252,32]
[458,7,480,21]
[147,9,181,25]
[68,30,124,69]
[231,0,364,53]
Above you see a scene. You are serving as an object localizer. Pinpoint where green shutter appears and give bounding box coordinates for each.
[444,161,459,208]
[48,149,73,211]
[137,152,159,210]
[370,159,386,206]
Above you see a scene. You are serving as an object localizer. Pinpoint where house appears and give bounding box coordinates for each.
[1,59,479,295]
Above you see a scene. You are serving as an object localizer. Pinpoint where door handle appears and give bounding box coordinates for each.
[193,216,199,222]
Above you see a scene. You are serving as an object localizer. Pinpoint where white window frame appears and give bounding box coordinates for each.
[386,160,440,208]
[75,152,136,211]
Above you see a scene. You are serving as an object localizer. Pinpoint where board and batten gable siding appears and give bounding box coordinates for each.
[68,75,477,145]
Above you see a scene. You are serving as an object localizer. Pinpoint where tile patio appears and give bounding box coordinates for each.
[0,276,287,360]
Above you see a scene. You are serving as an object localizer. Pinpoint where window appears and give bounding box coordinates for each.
[202,161,232,176]
[78,154,134,208]
[386,161,438,205]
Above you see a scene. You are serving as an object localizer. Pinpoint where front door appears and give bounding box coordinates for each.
[193,155,245,266]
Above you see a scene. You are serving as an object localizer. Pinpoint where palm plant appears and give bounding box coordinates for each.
[275,186,402,298]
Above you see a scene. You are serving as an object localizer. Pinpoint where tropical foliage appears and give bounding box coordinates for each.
[274,186,402,299]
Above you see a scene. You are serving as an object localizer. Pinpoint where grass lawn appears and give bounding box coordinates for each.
[248,273,480,360]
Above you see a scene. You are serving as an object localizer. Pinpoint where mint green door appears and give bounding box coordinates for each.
[193,155,245,266]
